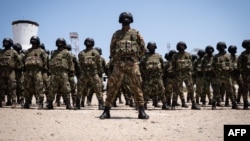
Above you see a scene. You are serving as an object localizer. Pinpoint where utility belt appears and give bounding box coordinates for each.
[120,57,134,62]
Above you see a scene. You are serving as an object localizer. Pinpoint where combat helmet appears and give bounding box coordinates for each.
[30,36,40,45]
[56,38,66,47]
[119,12,133,25]
[228,45,237,54]
[176,41,187,51]
[84,38,95,47]
[3,38,13,48]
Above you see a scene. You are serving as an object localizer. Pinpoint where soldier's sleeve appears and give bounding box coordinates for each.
[67,51,75,75]
[237,54,243,73]
[96,52,103,75]
[41,51,48,72]
[110,33,116,58]
[136,31,146,58]
[14,51,22,70]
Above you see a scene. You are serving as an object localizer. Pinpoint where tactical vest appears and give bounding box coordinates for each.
[114,29,140,57]
[25,48,44,68]
[241,53,250,71]
[202,56,213,72]
[50,50,69,70]
[194,58,203,72]
[145,54,162,72]
[214,54,230,72]
[175,53,192,72]
[79,49,98,71]
[0,49,15,68]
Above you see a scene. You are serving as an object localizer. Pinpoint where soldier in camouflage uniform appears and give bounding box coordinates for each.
[75,38,104,110]
[0,38,21,108]
[237,39,250,109]
[172,41,200,110]
[212,42,238,110]
[13,43,25,105]
[193,49,206,105]
[100,12,149,119]
[224,45,243,106]
[46,38,74,110]
[23,36,47,109]
[140,42,169,110]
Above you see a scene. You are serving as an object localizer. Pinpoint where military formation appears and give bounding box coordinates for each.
[1,12,250,120]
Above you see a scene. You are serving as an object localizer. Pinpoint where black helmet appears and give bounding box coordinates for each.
[147,42,157,49]
[119,12,133,25]
[242,39,250,49]
[30,36,40,45]
[39,43,45,50]
[205,45,214,54]
[164,53,169,60]
[191,54,197,62]
[3,38,13,48]
[95,47,102,55]
[168,50,177,59]
[216,42,227,51]
[13,43,22,52]
[56,38,66,47]
[176,41,187,51]
[66,44,72,51]
[228,45,237,54]
[84,38,95,47]
[197,49,205,58]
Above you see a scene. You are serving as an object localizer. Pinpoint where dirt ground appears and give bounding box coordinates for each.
[0,93,249,141]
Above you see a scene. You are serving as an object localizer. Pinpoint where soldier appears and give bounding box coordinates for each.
[0,38,21,108]
[75,38,104,110]
[46,38,74,109]
[212,42,238,110]
[201,46,214,106]
[23,36,47,109]
[13,43,25,106]
[140,42,169,110]
[100,12,149,119]
[237,39,250,109]
[226,45,243,106]
[193,49,206,105]
[172,41,200,110]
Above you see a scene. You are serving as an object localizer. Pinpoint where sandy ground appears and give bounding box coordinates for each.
[0,93,250,141]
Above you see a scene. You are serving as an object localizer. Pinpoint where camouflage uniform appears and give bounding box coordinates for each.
[212,42,238,109]
[140,42,168,110]
[237,39,250,109]
[0,38,21,108]
[23,36,47,109]
[100,12,149,119]
[46,38,74,109]
[76,38,104,110]
[172,41,200,110]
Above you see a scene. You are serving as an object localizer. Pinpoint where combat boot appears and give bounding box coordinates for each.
[11,100,17,109]
[181,99,188,108]
[75,98,80,110]
[171,101,176,110]
[0,101,2,108]
[224,100,230,107]
[98,99,104,110]
[100,106,111,119]
[6,101,12,106]
[243,101,249,110]
[144,103,147,110]
[191,102,201,110]
[212,102,216,110]
[232,101,239,109]
[66,98,73,109]
[23,101,30,109]
[129,99,135,107]
[38,99,43,110]
[138,106,149,119]
[162,102,171,110]
[46,100,53,109]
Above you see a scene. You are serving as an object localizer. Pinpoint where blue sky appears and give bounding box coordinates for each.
[1,0,250,60]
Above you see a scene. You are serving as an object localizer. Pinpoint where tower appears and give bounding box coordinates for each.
[69,32,79,57]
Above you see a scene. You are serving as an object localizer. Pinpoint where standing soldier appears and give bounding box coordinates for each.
[212,42,238,110]
[100,12,149,119]
[75,38,104,110]
[193,49,206,105]
[237,39,250,109]
[140,42,169,110]
[0,38,21,108]
[13,43,25,105]
[172,41,200,110]
[46,38,74,109]
[23,36,47,109]
[201,46,214,106]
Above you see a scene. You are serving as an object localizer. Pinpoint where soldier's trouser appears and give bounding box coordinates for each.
[175,72,195,103]
[143,77,166,103]
[241,74,250,103]
[76,73,103,101]
[105,62,144,108]
[202,74,215,102]
[15,71,24,102]
[195,75,204,100]
[42,72,50,98]
[24,70,44,103]
[213,73,236,103]
[47,72,70,102]
[0,69,17,103]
